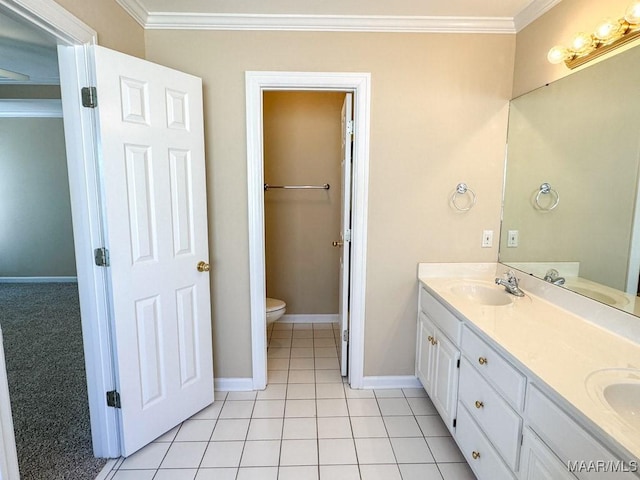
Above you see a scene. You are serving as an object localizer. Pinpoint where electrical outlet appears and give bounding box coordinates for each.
[507,230,519,247]
[482,230,493,248]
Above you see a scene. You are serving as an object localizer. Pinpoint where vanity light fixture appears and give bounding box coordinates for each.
[547,1,640,69]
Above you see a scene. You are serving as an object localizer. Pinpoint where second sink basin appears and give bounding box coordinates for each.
[449,281,514,306]
[603,383,640,430]
[586,368,640,432]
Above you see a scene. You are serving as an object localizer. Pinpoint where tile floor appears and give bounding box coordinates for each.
[101,322,476,480]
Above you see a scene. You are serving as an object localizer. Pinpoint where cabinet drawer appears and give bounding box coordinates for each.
[526,385,637,480]
[456,402,517,480]
[459,358,522,471]
[420,287,461,346]
[462,326,526,409]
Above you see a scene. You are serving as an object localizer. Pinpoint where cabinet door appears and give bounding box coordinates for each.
[417,313,436,392]
[433,331,460,433]
[520,428,575,480]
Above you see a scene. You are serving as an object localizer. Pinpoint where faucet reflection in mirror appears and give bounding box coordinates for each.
[548,1,640,69]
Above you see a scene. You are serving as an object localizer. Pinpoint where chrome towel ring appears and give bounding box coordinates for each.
[535,182,560,211]
[451,183,476,212]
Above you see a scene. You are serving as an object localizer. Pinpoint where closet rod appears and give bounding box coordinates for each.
[264,183,330,191]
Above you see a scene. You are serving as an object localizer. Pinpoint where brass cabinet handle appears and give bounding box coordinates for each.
[478,357,488,365]
[197,261,210,272]
[475,400,484,409]
[332,241,344,247]
[472,451,481,460]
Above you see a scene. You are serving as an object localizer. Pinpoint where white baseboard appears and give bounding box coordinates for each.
[279,314,339,324]
[0,276,78,283]
[214,377,254,392]
[361,375,422,389]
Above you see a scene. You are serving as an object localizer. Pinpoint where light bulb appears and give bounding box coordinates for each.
[594,17,623,41]
[547,46,570,64]
[571,32,595,54]
[625,1,640,24]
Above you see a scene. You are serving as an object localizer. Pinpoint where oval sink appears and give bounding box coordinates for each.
[586,368,640,431]
[449,282,514,306]
[603,383,640,430]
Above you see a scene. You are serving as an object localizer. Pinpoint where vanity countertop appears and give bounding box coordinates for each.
[418,263,640,462]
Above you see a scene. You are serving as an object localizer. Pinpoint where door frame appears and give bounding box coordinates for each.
[0,0,120,460]
[245,71,371,390]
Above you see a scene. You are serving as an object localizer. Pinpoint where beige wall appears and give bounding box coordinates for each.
[145,30,515,378]
[513,0,639,97]
[264,91,343,315]
[54,0,145,58]
[0,118,76,277]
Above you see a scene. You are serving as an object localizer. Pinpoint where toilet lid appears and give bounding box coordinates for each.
[266,298,286,312]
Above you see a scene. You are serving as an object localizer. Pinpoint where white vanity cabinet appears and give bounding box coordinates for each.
[525,385,638,480]
[456,325,524,478]
[416,286,461,434]
[416,279,640,480]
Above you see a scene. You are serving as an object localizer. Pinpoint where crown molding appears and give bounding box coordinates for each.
[116,0,562,34]
[142,12,516,33]
[513,0,562,32]
[115,0,148,27]
[115,0,517,33]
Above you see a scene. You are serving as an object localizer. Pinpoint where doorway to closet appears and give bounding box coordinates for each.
[263,91,350,383]
[245,71,371,392]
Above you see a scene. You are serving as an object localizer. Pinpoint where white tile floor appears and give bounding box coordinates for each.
[101,322,476,480]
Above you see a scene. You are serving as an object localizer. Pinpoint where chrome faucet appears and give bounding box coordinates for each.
[543,269,565,286]
[495,270,525,297]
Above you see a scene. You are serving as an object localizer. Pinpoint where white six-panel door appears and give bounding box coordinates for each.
[339,93,353,377]
[92,45,213,456]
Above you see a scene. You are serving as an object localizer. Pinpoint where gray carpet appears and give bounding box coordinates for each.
[0,283,107,480]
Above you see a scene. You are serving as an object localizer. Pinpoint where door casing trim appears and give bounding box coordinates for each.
[245,71,371,389]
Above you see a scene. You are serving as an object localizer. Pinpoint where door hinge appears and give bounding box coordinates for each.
[346,119,354,136]
[81,86,98,108]
[343,330,349,342]
[453,418,457,428]
[94,247,110,267]
[344,229,351,242]
[106,390,121,408]
[456,359,460,368]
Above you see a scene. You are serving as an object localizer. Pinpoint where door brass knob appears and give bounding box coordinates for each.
[475,400,484,409]
[332,241,344,247]
[197,261,210,272]
[478,357,488,365]
[472,451,481,460]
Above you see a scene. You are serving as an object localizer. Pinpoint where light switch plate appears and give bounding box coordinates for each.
[507,230,519,247]
[482,230,493,248]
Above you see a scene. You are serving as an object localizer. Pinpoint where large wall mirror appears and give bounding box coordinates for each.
[499,43,640,317]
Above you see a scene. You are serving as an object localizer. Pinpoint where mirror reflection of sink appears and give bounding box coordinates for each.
[449,282,514,306]
[603,383,640,430]
[568,286,629,306]
[586,368,640,431]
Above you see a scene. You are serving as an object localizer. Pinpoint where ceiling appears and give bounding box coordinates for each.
[117,0,561,33]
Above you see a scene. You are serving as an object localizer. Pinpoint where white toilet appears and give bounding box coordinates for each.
[266,298,286,325]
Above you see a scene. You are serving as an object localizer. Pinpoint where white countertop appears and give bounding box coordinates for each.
[418,263,640,462]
